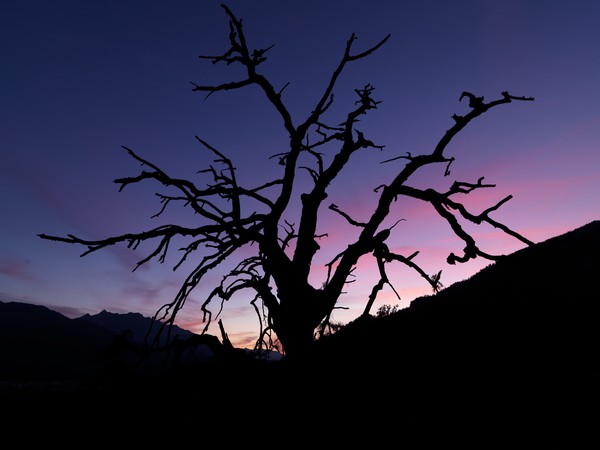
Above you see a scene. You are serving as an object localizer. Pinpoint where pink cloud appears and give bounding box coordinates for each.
[227,331,259,349]
[0,258,38,284]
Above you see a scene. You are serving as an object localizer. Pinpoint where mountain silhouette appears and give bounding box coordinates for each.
[0,303,212,385]
[0,301,116,382]
[76,309,195,346]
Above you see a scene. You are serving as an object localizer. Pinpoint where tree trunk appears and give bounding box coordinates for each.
[272,285,332,359]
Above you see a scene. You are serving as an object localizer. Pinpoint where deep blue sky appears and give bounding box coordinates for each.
[2,1,599,347]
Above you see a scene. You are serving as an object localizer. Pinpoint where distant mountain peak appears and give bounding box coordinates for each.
[77,309,194,345]
[95,309,146,320]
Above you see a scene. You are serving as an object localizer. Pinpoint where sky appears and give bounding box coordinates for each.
[2,0,599,349]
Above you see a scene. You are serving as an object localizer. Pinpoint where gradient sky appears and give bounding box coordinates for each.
[2,0,599,348]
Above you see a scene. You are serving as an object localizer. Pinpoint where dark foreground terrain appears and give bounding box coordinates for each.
[3,221,600,440]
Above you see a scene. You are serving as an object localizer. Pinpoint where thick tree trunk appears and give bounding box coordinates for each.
[274,316,318,360]
[272,285,333,359]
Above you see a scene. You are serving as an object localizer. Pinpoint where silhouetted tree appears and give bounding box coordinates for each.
[39,4,534,359]
[375,304,400,318]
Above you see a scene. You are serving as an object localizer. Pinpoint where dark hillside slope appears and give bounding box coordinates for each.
[314,220,600,382]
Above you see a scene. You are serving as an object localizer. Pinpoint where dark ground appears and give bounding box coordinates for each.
[3,351,600,444]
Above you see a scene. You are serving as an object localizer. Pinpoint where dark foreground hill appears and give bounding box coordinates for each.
[298,220,600,434]
[314,219,600,379]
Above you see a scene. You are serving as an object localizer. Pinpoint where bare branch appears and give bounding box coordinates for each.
[329,203,367,227]
[433,91,534,157]
[298,34,390,133]
[445,176,495,196]
[347,33,391,61]
[382,248,444,293]
[40,224,203,260]
[190,79,254,100]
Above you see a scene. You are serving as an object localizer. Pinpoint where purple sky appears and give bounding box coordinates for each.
[2,1,599,348]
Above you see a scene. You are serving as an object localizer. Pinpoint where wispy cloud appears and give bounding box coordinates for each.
[0,257,39,284]
[228,331,258,349]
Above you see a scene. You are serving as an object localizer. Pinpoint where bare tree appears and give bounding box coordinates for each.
[39,4,534,359]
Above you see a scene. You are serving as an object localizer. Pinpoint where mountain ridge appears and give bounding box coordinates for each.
[0,301,208,383]
[76,309,195,346]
